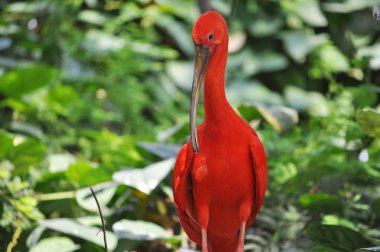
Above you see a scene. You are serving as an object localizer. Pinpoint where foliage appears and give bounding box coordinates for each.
[0,0,380,251]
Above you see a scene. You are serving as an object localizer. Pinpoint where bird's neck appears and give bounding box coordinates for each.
[204,36,233,124]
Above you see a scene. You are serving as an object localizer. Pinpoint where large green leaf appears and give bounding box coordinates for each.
[75,182,117,214]
[112,158,175,194]
[356,109,380,138]
[0,65,55,98]
[30,237,80,252]
[306,224,373,252]
[40,218,118,250]
[65,161,111,187]
[113,219,169,240]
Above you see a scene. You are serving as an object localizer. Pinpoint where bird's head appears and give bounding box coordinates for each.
[192,11,226,54]
[190,11,227,153]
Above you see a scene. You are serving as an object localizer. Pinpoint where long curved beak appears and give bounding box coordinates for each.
[190,45,210,153]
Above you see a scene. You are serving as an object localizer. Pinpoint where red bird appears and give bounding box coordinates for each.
[173,11,267,252]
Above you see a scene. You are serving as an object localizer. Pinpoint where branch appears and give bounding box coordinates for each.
[90,187,108,252]
[6,224,21,252]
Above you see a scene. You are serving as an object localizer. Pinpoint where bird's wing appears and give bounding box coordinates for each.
[172,142,201,244]
[247,132,268,226]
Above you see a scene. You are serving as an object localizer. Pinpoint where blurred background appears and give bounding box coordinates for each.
[1,0,380,251]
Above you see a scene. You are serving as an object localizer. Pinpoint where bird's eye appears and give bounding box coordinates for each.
[208,33,214,40]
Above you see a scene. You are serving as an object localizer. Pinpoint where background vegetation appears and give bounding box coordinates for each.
[1,0,380,251]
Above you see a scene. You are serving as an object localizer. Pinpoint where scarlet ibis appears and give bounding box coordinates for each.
[172,11,267,252]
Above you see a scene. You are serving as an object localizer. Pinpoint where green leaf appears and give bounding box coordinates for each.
[48,154,77,173]
[46,85,80,116]
[165,61,193,91]
[356,247,380,252]
[75,182,117,213]
[299,194,343,213]
[306,224,373,252]
[82,30,125,55]
[310,245,341,252]
[78,10,108,26]
[310,44,350,78]
[11,196,44,221]
[40,218,118,250]
[228,81,284,106]
[137,142,181,159]
[5,1,48,14]
[0,131,13,160]
[30,237,80,252]
[113,158,175,194]
[113,219,169,240]
[356,109,380,138]
[357,44,380,70]
[249,12,284,37]
[323,0,380,13]
[284,86,328,116]
[10,139,45,174]
[65,161,111,187]
[9,121,43,139]
[0,65,55,98]
[238,103,299,132]
[294,0,328,27]
[280,31,328,63]
[155,15,193,56]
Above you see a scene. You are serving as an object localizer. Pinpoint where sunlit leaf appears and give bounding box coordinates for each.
[82,30,125,55]
[40,218,118,250]
[138,142,181,159]
[30,237,80,252]
[48,153,77,173]
[113,219,169,240]
[5,1,48,13]
[78,10,108,26]
[113,158,175,194]
[322,215,356,230]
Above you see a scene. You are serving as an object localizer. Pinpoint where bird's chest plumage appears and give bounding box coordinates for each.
[192,127,253,203]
